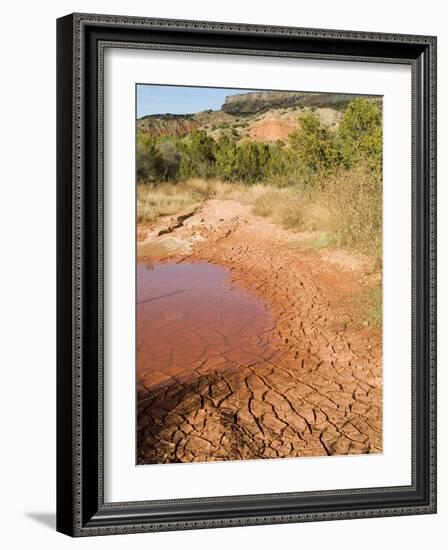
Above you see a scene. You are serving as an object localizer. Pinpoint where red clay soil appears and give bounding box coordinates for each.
[136,200,382,464]
[248,118,298,141]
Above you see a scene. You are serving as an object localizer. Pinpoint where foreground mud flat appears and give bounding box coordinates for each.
[137,200,382,464]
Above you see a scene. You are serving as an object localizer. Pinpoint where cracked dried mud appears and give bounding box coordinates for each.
[137,200,382,464]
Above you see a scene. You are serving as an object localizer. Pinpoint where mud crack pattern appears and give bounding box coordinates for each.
[137,200,382,464]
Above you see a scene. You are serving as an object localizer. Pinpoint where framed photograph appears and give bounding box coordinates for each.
[56,13,437,536]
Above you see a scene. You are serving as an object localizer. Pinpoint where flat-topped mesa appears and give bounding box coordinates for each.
[222,91,361,115]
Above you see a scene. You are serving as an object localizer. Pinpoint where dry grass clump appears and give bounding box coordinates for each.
[250,186,328,231]
[251,187,306,229]
[353,284,382,327]
[306,233,335,249]
[251,188,283,217]
[368,286,383,327]
[323,167,382,262]
[137,179,249,223]
[275,202,305,230]
[137,184,199,223]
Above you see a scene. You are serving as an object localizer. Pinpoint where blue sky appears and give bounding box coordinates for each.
[136,84,257,118]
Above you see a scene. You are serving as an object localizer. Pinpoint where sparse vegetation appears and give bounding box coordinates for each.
[276,202,306,230]
[251,187,306,229]
[368,286,383,327]
[289,112,340,189]
[136,97,382,261]
[353,284,383,327]
[306,233,335,249]
[137,183,198,224]
[137,179,245,223]
[136,135,166,183]
[338,98,382,171]
[323,166,382,262]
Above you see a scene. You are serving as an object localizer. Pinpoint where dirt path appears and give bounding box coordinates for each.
[137,199,382,464]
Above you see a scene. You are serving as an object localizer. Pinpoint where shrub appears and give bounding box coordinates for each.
[289,112,340,189]
[212,138,273,184]
[233,142,270,182]
[265,143,302,188]
[337,98,382,171]
[158,141,181,180]
[213,136,237,181]
[136,135,166,183]
[177,130,216,180]
[324,166,382,262]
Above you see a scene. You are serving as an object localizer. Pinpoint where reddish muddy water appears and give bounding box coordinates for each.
[137,261,283,390]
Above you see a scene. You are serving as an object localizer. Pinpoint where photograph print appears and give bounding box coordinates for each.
[135,84,383,465]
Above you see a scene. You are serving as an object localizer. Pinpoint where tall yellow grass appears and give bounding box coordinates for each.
[137,171,382,265]
[323,167,382,263]
[136,179,239,223]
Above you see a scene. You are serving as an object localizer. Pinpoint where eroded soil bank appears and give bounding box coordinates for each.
[137,199,382,464]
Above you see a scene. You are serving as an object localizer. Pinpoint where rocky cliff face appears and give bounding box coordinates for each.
[137,91,374,140]
[222,91,357,115]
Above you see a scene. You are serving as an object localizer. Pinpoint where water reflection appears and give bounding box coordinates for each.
[137,262,281,388]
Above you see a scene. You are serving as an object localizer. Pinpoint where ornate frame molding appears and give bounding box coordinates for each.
[57,13,437,536]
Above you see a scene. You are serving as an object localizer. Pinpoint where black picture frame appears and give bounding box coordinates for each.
[56,13,437,537]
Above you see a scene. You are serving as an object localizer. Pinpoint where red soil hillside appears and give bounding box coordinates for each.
[248,118,297,142]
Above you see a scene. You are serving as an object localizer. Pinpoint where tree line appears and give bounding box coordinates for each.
[136,98,382,190]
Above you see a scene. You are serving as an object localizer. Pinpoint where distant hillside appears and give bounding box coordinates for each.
[137,91,378,142]
[222,91,357,115]
[137,114,201,138]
